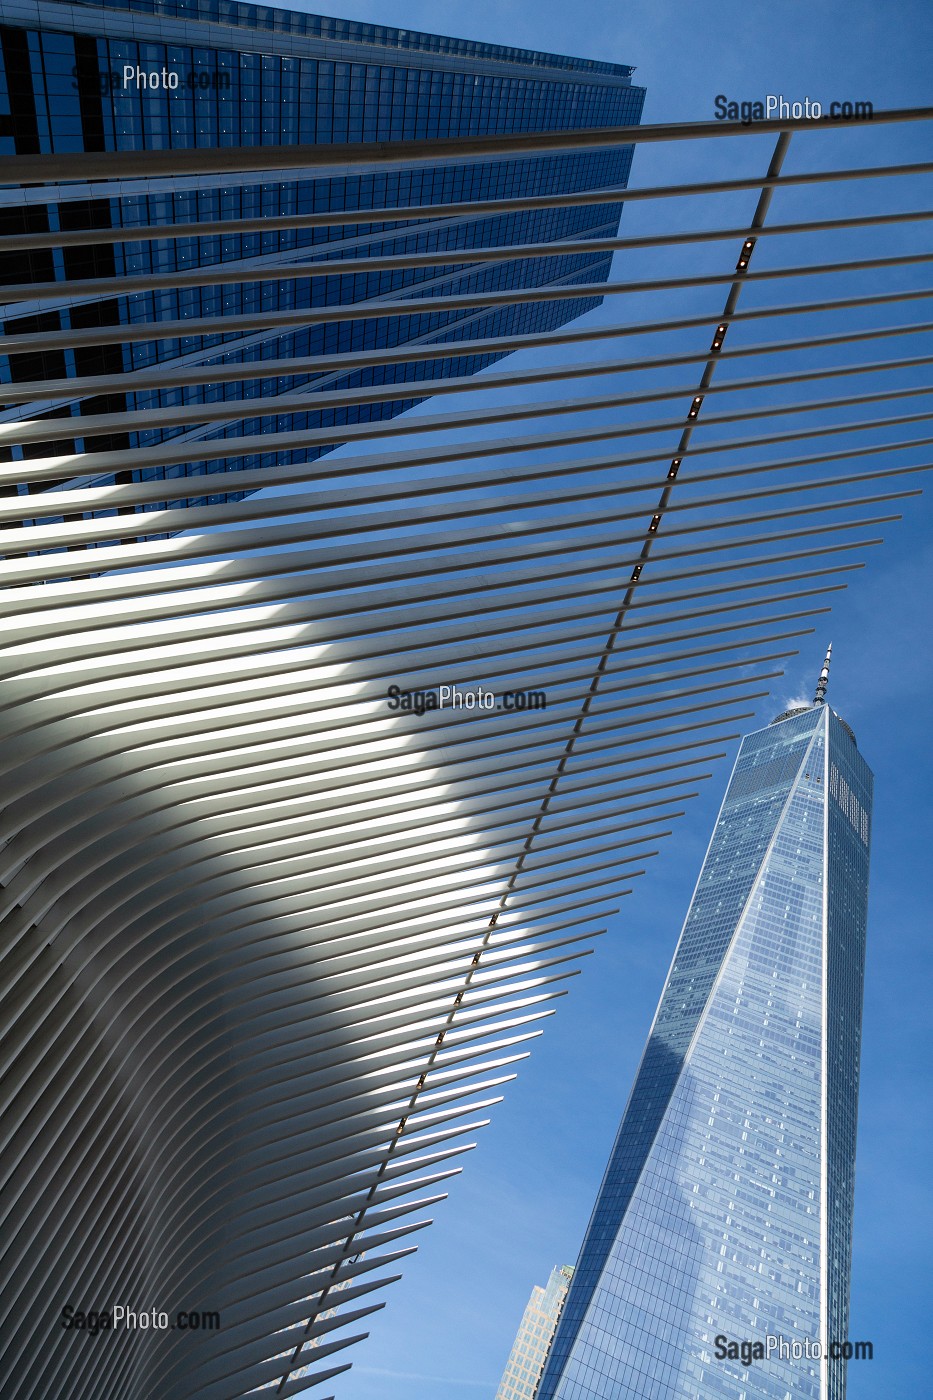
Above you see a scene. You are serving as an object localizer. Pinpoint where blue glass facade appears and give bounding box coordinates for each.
[538,702,872,1400]
[0,0,644,526]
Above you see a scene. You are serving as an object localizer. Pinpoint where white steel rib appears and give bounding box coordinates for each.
[0,108,931,1400]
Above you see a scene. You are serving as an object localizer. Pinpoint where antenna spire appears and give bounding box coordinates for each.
[813,642,832,706]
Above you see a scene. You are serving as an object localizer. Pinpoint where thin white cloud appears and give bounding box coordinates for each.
[355,1367,495,1388]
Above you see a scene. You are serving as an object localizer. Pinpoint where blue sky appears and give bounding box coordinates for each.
[246,1,933,1394]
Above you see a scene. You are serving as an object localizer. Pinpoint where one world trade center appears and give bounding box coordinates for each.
[538,648,872,1400]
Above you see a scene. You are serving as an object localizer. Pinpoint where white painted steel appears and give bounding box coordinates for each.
[1,110,931,1400]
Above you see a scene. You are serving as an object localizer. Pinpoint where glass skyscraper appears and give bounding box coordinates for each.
[538,654,872,1400]
[0,0,644,522]
[497,1264,575,1400]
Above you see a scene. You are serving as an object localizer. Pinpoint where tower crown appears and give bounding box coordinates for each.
[770,643,856,743]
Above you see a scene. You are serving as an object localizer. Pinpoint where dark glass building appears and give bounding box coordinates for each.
[0,0,645,521]
[538,655,872,1400]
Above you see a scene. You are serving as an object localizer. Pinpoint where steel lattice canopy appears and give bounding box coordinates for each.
[0,106,931,1399]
